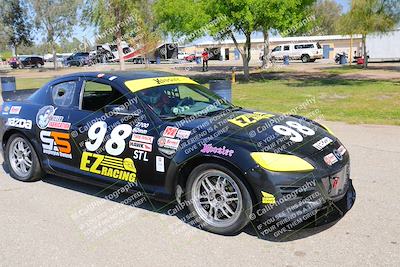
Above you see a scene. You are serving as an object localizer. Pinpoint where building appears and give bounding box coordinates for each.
[182,34,363,62]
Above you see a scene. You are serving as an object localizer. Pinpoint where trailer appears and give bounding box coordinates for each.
[136,43,178,63]
[366,29,400,62]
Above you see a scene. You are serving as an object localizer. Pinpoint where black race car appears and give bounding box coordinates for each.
[0,71,355,235]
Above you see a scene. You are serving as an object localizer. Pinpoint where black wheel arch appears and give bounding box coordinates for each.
[2,129,44,169]
[165,155,258,204]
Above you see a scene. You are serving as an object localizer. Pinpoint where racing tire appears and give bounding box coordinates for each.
[5,134,43,182]
[301,54,310,63]
[186,163,253,235]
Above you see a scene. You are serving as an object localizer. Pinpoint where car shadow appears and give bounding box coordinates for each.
[27,172,346,242]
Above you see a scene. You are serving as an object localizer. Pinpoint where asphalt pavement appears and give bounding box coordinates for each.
[0,96,399,265]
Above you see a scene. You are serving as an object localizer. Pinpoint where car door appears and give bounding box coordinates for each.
[283,45,291,58]
[272,46,282,59]
[67,78,160,188]
[36,78,79,173]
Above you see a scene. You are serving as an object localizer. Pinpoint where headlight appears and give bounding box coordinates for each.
[251,152,314,172]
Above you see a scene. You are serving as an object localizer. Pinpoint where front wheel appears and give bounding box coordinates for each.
[5,134,43,182]
[186,163,253,235]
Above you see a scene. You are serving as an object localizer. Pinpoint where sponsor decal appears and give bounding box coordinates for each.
[200,144,234,157]
[324,153,338,166]
[40,131,72,159]
[36,105,71,130]
[133,150,149,161]
[9,106,21,115]
[125,76,199,93]
[176,129,191,139]
[337,145,347,156]
[228,112,274,128]
[6,118,32,129]
[3,105,10,114]
[324,146,346,166]
[97,73,105,78]
[48,120,71,130]
[158,137,180,150]
[131,133,154,144]
[132,127,148,134]
[129,141,152,152]
[156,156,165,172]
[80,152,137,183]
[159,148,176,156]
[163,126,178,138]
[109,76,117,81]
[261,191,276,204]
[313,137,333,150]
[332,177,339,189]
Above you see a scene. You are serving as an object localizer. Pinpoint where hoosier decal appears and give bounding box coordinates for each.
[201,144,234,157]
[80,152,137,183]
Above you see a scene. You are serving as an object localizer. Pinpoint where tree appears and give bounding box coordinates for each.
[30,0,81,69]
[310,0,343,35]
[155,0,258,81]
[133,0,161,68]
[253,0,316,68]
[1,0,33,57]
[84,0,139,70]
[340,0,400,68]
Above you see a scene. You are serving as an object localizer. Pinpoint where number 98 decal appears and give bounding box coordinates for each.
[85,121,133,156]
[273,121,315,142]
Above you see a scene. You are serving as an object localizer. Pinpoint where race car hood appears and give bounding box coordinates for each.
[180,108,338,159]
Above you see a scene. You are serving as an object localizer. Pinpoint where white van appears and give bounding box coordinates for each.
[270,42,323,63]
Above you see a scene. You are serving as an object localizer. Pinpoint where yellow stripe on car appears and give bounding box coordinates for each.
[125,76,199,92]
[251,152,314,172]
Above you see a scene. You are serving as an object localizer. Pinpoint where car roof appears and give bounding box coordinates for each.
[55,71,177,82]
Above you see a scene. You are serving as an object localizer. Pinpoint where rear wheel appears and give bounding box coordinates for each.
[301,54,310,63]
[5,134,43,182]
[186,163,253,235]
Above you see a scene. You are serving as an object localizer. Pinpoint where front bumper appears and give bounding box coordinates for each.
[246,162,356,236]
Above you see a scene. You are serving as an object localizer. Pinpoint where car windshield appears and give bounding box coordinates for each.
[136,83,235,119]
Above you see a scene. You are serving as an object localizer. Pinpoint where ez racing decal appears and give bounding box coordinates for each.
[80,152,137,182]
[36,106,71,130]
[228,112,274,128]
[40,131,72,159]
[6,118,32,129]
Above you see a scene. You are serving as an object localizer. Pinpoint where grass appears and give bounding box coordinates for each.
[15,77,52,90]
[3,75,400,125]
[321,65,364,75]
[232,78,400,125]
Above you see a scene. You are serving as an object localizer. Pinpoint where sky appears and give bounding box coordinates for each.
[43,0,350,45]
